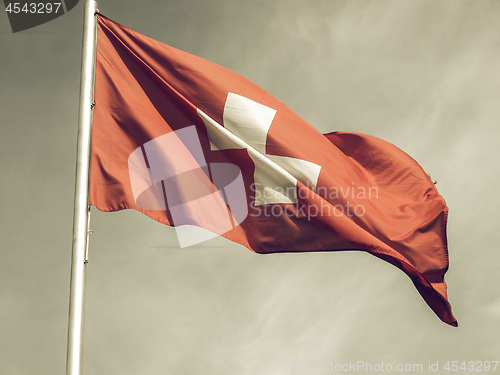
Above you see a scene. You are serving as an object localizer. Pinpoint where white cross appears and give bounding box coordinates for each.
[198,93,322,206]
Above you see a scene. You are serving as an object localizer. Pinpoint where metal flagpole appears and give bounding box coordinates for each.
[66,1,98,375]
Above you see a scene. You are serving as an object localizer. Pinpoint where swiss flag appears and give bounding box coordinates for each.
[90,14,457,326]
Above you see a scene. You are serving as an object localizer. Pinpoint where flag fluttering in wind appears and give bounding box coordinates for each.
[90,14,456,326]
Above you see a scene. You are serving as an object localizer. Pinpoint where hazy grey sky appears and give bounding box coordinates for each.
[1,1,499,374]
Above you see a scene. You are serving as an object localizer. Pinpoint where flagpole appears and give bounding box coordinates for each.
[66,1,98,375]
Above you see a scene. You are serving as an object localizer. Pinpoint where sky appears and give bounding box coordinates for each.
[1,1,500,374]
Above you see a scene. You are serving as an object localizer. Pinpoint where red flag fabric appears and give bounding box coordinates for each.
[90,14,457,326]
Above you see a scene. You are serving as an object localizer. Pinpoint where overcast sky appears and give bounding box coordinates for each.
[1,1,499,374]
